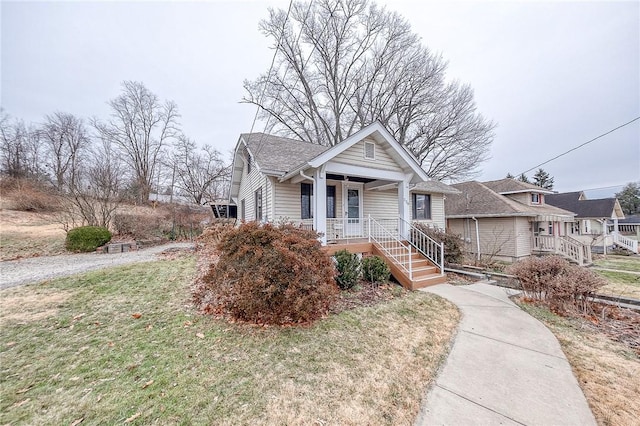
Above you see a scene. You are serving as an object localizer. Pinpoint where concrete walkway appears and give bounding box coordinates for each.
[416,283,596,426]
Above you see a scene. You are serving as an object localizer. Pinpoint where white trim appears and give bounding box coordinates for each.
[325,161,406,181]
[343,182,364,236]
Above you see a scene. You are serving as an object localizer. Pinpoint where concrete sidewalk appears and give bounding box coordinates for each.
[416,283,596,426]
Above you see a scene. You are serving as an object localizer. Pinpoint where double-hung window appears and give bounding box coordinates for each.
[412,193,431,220]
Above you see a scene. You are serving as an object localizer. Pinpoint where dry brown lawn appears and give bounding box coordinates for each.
[521,304,640,426]
[0,209,67,260]
[0,256,460,425]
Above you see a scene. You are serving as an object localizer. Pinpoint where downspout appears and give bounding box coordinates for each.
[471,216,481,261]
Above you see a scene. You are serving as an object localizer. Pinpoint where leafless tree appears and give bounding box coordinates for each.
[93,81,180,203]
[62,137,124,229]
[40,112,89,191]
[243,0,494,181]
[0,111,43,179]
[173,135,231,204]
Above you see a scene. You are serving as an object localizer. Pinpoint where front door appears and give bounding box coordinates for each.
[345,184,363,236]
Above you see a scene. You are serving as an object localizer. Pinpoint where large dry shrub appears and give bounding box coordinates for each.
[509,256,605,314]
[197,222,338,325]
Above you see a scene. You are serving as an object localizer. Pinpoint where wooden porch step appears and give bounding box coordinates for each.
[371,243,446,291]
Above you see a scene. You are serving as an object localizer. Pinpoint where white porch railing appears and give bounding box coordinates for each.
[398,217,445,276]
[368,216,414,279]
[613,232,639,253]
[533,235,592,265]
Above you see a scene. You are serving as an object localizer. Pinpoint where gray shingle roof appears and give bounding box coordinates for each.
[445,181,574,218]
[483,178,555,194]
[546,193,620,218]
[241,133,328,175]
[412,180,461,195]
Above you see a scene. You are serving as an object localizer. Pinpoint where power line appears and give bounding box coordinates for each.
[518,116,640,175]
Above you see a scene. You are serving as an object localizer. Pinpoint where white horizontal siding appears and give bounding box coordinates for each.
[236,154,273,222]
[363,188,398,219]
[333,137,402,172]
[274,181,301,220]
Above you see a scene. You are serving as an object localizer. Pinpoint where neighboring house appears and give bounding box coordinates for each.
[227,121,460,289]
[615,215,640,235]
[546,191,637,253]
[445,179,592,265]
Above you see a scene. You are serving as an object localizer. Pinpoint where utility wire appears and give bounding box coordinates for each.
[518,116,640,175]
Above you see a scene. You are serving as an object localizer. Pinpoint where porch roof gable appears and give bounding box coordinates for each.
[280,121,431,184]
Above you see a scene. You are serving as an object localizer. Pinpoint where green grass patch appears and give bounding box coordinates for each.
[596,269,640,299]
[0,255,459,425]
[594,256,640,273]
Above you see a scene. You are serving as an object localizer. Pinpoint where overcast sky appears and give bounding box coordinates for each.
[2,0,638,197]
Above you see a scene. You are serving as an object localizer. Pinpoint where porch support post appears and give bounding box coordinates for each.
[315,166,327,245]
[398,173,412,240]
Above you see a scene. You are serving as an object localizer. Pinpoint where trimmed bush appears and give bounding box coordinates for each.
[412,223,463,265]
[362,255,391,284]
[198,222,338,325]
[65,226,112,252]
[508,255,605,314]
[334,249,361,290]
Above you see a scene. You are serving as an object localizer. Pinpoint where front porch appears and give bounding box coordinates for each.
[533,234,593,266]
[299,216,447,290]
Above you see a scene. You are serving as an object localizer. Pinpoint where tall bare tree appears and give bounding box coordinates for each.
[63,136,124,229]
[173,135,231,204]
[94,81,180,203]
[243,0,495,181]
[0,111,43,179]
[40,112,89,191]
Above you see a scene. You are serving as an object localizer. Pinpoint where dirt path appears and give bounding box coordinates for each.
[0,242,195,290]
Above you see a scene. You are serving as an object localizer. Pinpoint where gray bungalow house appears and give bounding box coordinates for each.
[445,179,593,265]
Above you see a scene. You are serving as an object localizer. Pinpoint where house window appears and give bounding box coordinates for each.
[364,141,375,160]
[240,199,246,221]
[531,193,541,204]
[301,184,336,219]
[254,188,262,221]
[246,153,252,174]
[412,193,431,220]
[326,185,336,218]
[301,183,313,219]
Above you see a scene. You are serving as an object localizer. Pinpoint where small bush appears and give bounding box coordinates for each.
[198,222,338,325]
[361,255,391,284]
[334,249,361,290]
[508,256,605,314]
[412,223,463,265]
[65,226,112,252]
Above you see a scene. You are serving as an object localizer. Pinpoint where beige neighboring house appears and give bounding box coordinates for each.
[227,121,460,289]
[445,179,592,265]
[545,191,636,253]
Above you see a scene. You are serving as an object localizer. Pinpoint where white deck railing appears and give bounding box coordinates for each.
[613,232,639,253]
[533,235,592,265]
[368,216,413,279]
[399,217,445,276]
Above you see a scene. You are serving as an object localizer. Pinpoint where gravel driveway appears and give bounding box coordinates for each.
[0,242,195,290]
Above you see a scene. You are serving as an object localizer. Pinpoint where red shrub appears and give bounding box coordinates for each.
[197,222,338,325]
[509,255,605,314]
